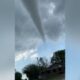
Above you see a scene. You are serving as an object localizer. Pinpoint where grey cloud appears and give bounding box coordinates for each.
[38,1,65,40]
[44,16,64,40]
[15,20,42,52]
[15,0,42,52]
[52,0,65,14]
[39,1,52,19]
[15,0,65,52]
[15,14,42,52]
[22,0,45,40]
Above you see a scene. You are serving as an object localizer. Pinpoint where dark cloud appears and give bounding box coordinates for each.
[15,0,42,52]
[44,16,64,40]
[52,0,65,14]
[15,0,65,52]
[22,0,45,40]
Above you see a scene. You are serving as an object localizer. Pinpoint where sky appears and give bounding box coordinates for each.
[15,0,65,72]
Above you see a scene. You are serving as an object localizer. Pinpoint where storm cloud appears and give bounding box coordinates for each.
[22,0,45,40]
[15,0,65,53]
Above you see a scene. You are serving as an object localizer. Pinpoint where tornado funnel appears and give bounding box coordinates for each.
[22,0,45,40]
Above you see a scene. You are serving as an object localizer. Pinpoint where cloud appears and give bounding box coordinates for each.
[52,0,65,14]
[44,15,65,40]
[15,0,65,54]
[15,49,39,62]
[39,1,65,40]
[22,0,45,40]
[15,0,42,52]
[30,53,39,60]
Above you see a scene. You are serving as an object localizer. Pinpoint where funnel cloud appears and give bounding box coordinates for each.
[15,0,65,53]
[22,0,45,40]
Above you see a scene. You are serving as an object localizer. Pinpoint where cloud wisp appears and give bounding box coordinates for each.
[15,49,39,62]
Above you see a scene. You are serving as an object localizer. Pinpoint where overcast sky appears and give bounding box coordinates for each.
[15,0,65,72]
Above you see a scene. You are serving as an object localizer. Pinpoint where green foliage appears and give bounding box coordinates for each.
[22,57,48,80]
[51,50,65,65]
[37,57,48,67]
[23,64,40,80]
[15,71,22,80]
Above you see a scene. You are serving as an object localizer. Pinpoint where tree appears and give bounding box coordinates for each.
[23,64,40,80]
[23,57,49,80]
[51,50,65,65]
[37,57,48,68]
[15,71,22,80]
[51,50,65,73]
